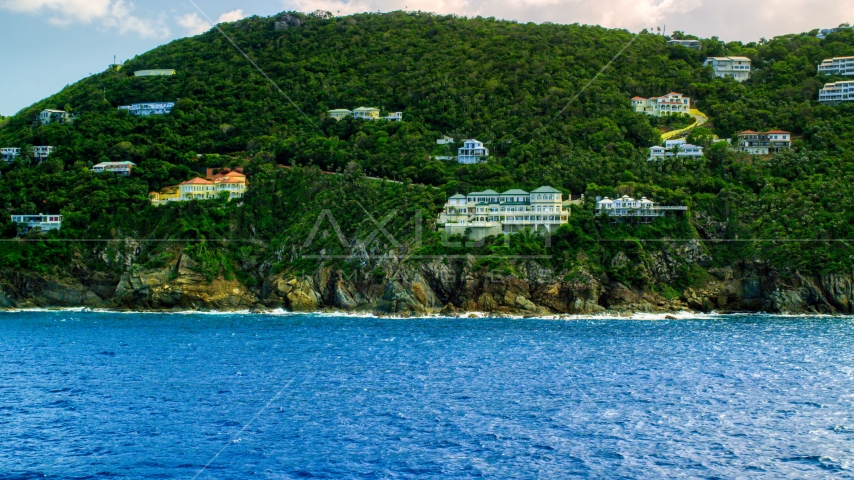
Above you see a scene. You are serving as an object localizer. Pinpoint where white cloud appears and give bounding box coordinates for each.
[286,0,699,29]
[176,9,246,36]
[284,0,852,42]
[177,12,210,35]
[0,0,170,37]
[218,9,245,23]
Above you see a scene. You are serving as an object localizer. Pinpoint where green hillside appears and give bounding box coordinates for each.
[1,11,854,304]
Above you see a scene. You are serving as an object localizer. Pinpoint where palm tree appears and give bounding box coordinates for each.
[667,143,683,157]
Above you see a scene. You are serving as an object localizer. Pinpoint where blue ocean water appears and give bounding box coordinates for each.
[1,312,853,479]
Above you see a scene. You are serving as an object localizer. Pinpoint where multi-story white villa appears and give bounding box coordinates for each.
[437,186,570,240]
[33,146,55,160]
[816,26,854,39]
[817,56,854,76]
[92,161,136,175]
[2,146,54,162]
[818,80,854,104]
[736,130,792,154]
[327,107,402,121]
[118,102,175,116]
[667,39,701,50]
[10,214,62,233]
[1,148,21,162]
[134,69,176,77]
[703,56,752,82]
[631,92,691,117]
[648,139,704,160]
[457,139,489,164]
[39,109,75,126]
[149,172,249,204]
[596,196,687,223]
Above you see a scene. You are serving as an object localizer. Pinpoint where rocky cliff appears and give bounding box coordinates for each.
[2,242,853,315]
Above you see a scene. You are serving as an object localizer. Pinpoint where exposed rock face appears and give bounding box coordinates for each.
[112,253,257,311]
[273,277,319,312]
[274,14,302,30]
[4,247,854,316]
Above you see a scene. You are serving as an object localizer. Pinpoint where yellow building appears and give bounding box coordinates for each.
[213,171,249,199]
[135,69,176,77]
[150,172,248,205]
[351,106,381,120]
[149,186,179,203]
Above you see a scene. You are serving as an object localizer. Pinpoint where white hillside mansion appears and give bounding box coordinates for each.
[736,130,792,154]
[648,139,704,160]
[92,161,136,175]
[437,186,570,240]
[1,148,21,162]
[818,80,854,104]
[631,92,690,117]
[33,146,56,160]
[703,56,752,82]
[817,56,854,76]
[39,109,76,126]
[118,102,175,116]
[457,139,489,164]
[10,214,62,233]
[816,26,854,39]
[2,146,54,162]
[667,39,701,50]
[596,196,687,223]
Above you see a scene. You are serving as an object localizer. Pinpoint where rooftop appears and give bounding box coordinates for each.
[531,186,562,194]
[181,177,214,185]
[94,161,136,166]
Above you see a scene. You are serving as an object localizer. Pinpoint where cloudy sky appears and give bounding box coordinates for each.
[0,0,851,116]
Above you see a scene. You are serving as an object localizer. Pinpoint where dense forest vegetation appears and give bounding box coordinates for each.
[1,11,853,297]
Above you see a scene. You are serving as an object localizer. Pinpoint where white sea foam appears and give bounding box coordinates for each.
[0,307,847,320]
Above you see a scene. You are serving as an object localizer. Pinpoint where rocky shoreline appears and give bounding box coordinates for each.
[2,247,853,316]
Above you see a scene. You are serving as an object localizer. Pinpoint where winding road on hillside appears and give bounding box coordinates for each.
[661,109,709,141]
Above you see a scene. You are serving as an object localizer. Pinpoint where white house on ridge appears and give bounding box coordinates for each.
[10,214,63,233]
[817,56,854,76]
[819,80,854,104]
[648,139,704,160]
[703,56,752,82]
[39,109,75,126]
[596,196,686,223]
[457,139,489,164]
[667,39,701,50]
[118,102,175,116]
[92,161,136,175]
[1,148,21,163]
[437,186,570,240]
